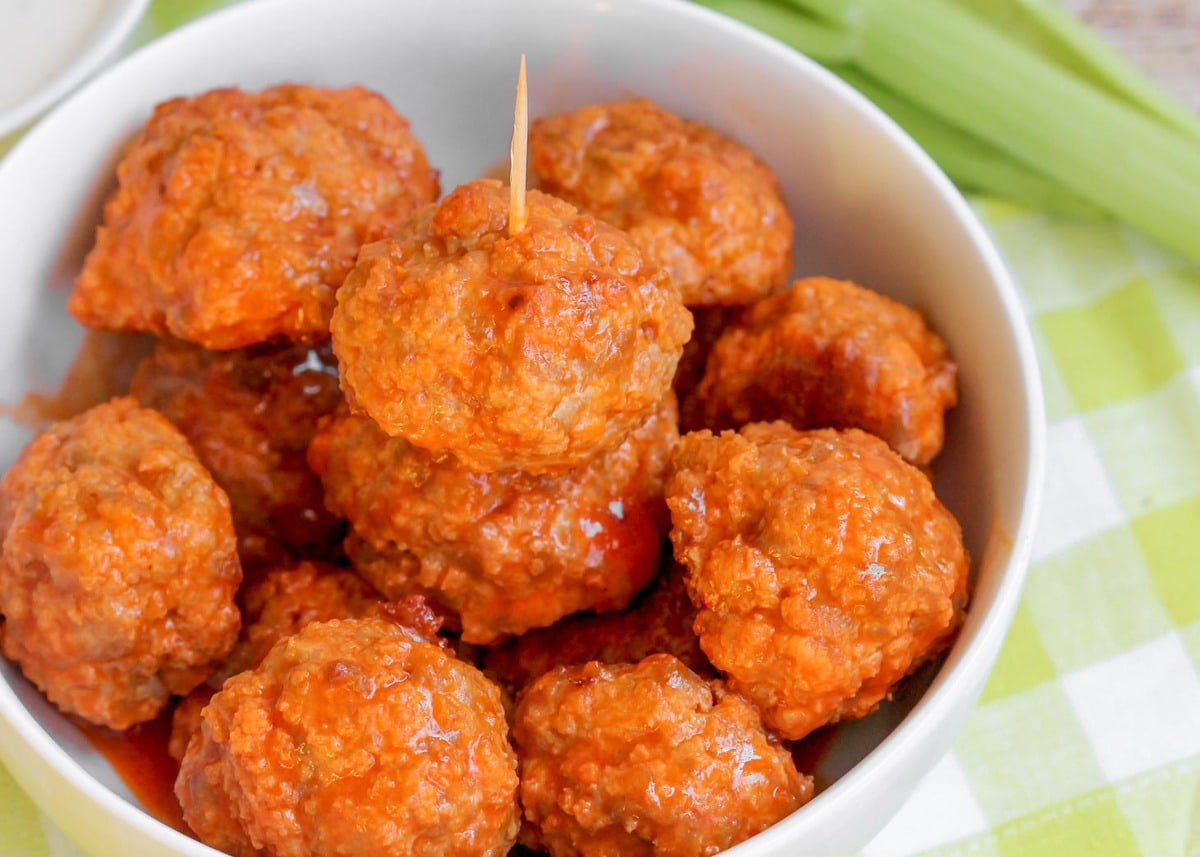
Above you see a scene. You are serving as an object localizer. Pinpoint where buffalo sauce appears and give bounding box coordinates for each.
[6,331,186,833]
[74,711,191,836]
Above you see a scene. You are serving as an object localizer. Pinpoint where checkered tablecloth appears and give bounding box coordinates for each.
[861,200,1200,857]
[2,2,1199,856]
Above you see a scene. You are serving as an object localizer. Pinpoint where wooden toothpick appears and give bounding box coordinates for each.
[508,54,528,236]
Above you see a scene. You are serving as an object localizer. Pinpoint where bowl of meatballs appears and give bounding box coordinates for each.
[0,1,1044,856]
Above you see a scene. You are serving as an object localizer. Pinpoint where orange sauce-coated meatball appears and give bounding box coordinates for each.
[70,84,438,349]
[130,339,345,568]
[0,398,241,729]
[683,277,957,466]
[331,179,691,475]
[514,655,812,857]
[530,98,793,307]
[167,561,384,762]
[666,423,968,741]
[308,397,679,644]
[177,616,519,857]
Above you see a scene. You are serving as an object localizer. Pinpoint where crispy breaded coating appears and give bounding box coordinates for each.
[683,277,957,466]
[530,98,793,307]
[666,423,968,740]
[0,398,241,729]
[167,561,384,762]
[671,305,739,406]
[483,562,710,694]
[331,179,691,475]
[130,339,345,567]
[308,397,678,644]
[219,559,387,683]
[70,84,438,349]
[513,655,812,856]
[177,616,519,857]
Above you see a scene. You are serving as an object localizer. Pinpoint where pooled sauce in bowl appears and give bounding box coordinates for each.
[74,713,187,834]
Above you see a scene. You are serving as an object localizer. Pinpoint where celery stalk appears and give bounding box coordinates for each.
[706,0,1200,266]
[695,0,1035,205]
[835,0,1200,263]
[956,0,1200,141]
[699,4,1105,217]
[839,70,1102,218]
[697,0,852,63]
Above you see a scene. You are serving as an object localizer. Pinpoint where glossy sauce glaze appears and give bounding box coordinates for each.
[74,712,190,835]
[7,333,843,846]
[75,684,839,846]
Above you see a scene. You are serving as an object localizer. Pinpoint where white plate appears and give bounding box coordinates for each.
[0,0,149,136]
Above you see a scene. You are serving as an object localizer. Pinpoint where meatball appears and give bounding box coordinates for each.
[176,616,519,857]
[167,688,215,768]
[672,305,739,405]
[484,562,710,694]
[513,655,812,857]
[130,339,345,568]
[308,397,678,644]
[666,423,968,741]
[167,561,385,761]
[683,277,957,466]
[70,84,439,349]
[331,179,691,474]
[530,98,793,307]
[0,398,241,729]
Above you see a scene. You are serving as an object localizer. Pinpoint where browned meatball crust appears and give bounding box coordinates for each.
[308,397,678,644]
[683,277,957,466]
[70,84,439,349]
[167,561,384,761]
[130,339,345,568]
[176,616,519,857]
[331,179,692,475]
[666,423,968,741]
[671,305,740,406]
[530,98,793,307]
[219,561,386,679]
[484,562,710,694]
[514,655,812,856]
[0,398,241,729]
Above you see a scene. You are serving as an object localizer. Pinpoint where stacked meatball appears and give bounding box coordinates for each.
[5,83,521,857]
[0,84,971,857]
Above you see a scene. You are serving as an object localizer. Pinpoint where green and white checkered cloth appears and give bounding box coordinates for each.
[861,200,1200,857]
[2,2,1199,855]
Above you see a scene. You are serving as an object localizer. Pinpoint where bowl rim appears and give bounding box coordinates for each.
[0,0,151,137]
[672,3,1046,853]
[0,0,1047,854]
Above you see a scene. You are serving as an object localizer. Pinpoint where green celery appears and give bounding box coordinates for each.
[839,69,1102,217]
[953,0,1200,140]
[835,0,1200,263]
[697,0,852,62]
[693,2,1105,218]
[710,0,1200,266]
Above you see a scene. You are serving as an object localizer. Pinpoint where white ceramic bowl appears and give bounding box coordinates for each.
[0,1,1045,855]
[0,0,150,136]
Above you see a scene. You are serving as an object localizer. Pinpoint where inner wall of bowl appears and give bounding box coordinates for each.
[0,0,151,133]
[0,0,1034,854]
